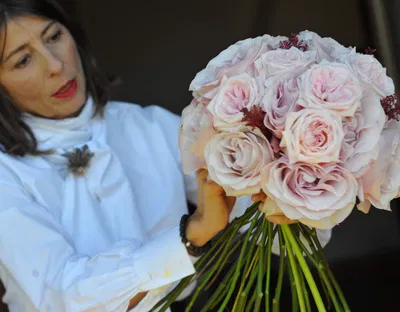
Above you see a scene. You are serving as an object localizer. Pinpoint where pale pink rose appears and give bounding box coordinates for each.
[340,91,386,177]
[281,109,344,164]
[347,53,395,97]
[191,79,222,106]
[297,62,363,117]
[179,99,216,174]
[357,120,400,212]
[189,35,286,99]
[205,127,274,196]
[261,157,357,229]
[207,73,261,130]
[298,30,355,62]
[214,35,285,80]
[254,47,317,82]
[262,78,300,139]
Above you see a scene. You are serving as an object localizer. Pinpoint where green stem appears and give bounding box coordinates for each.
[185,215,252,312]
[282,225,326,312]
[298,264,311,312]
[206,231,247,288]
[242,218,265,281]
[282,226,307,312]
[326,270,350,312]
[237,225,271,312]
[150,276,193,312]
[233,247,260,311]
[206,221,262,311]
[203,203,260,284]
[197,237,230,278]
[319,273,332,311]
[245,292,257,312]
[293,231,341,312]
[206,245,258,312]
[236,249,260,312]
[309,228,350,312]
[265,222,274,312]
[217,212,261,312]
[201,261,237,312]
[237,255,261,312]
[254,218,268,312]
[288,259,299,312]
[272,227,286,312]
[152,202,260,312]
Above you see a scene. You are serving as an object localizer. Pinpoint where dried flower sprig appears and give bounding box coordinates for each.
[280,33,308,51]
[62,145,94,176]
[381,94,400,121]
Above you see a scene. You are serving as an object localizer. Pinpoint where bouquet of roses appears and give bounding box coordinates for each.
[152,31,400,312]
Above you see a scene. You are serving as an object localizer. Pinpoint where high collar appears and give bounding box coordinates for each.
[23,97,96,150]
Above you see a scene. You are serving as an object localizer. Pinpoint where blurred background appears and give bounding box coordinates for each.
[2,0,398,311]
[68,0,400,311]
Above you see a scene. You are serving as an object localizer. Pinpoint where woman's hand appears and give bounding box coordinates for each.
[186,169,236,247]
[251,191,298,225]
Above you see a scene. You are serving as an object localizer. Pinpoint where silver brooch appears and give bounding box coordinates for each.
[62,145,94,176]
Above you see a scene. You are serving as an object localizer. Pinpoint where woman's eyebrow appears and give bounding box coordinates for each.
[3,20,56,63]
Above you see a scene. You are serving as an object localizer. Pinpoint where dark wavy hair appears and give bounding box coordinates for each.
[0,0,114,156]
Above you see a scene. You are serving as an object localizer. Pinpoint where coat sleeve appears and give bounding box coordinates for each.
[0,172,195,312]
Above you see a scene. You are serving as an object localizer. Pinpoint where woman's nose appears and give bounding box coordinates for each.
[44,49,64,77]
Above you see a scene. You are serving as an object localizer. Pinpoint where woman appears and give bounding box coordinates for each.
[0,0,242,311]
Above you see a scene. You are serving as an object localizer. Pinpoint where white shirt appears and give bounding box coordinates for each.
[0,100,202,312]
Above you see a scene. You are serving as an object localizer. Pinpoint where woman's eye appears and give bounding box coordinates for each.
[48,30,62,43]
[15,55,31,69]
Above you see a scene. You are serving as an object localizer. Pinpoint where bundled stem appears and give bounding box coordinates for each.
[255,218,268,312]
[282,226,307,312]
[235,249,260,311]
[272,227,286,312]
[217,212,261,312]
[265,221,274,312]
[309,228,350,312]
[185,215,253,312]
[293,228,341,312]
[288,260,299,312]
[282,225,326,312]
[151,202,350,312]
[298,264,311,312]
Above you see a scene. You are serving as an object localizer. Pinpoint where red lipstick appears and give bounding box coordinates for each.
[52,79,77,99]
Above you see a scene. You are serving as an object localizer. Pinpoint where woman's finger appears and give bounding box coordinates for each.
[196,169,208,215]
[227,196,236,212]
[204,177,225,197]
[196,168,208,181]
[265,215,298,225]
[251,191,267,203]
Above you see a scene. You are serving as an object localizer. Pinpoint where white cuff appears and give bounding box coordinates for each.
[133,225,196,291]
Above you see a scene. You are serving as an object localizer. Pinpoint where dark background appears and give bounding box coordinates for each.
[2,0,400,311]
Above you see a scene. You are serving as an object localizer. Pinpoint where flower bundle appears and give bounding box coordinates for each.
[153,31,400,312]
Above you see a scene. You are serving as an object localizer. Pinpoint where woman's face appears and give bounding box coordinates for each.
[0,15,86,119]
